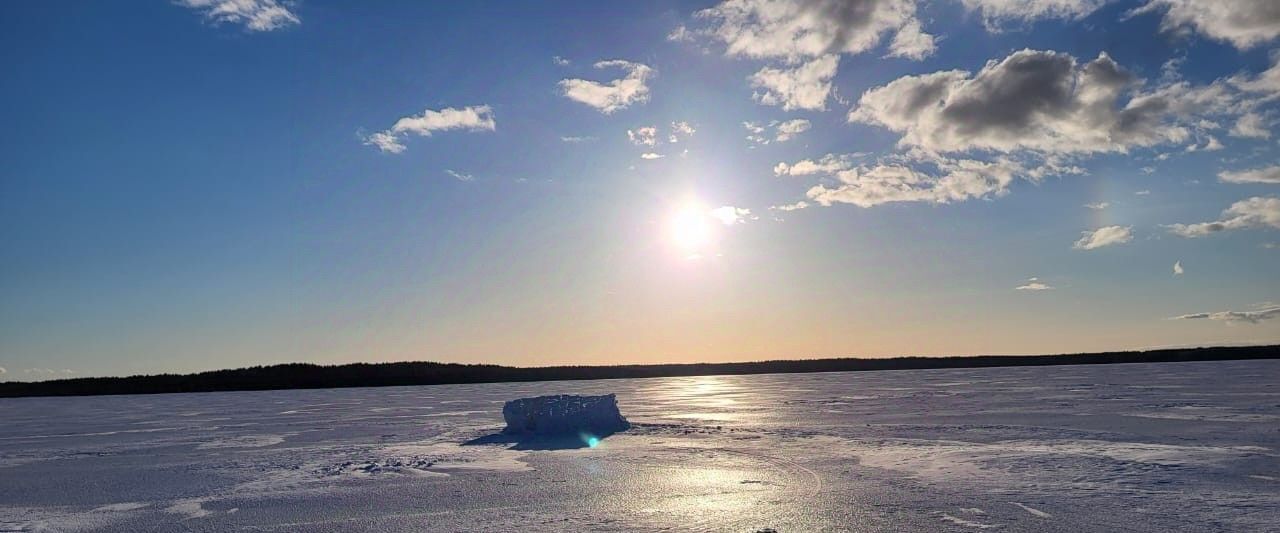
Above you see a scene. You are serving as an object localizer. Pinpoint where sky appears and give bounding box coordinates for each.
[2,0,1279,380]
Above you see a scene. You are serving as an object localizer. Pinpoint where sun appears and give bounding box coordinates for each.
[668,201,713,255]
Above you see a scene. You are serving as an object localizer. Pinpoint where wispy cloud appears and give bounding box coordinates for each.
[1131,0,1280,50]
[560,135,596,143]
[769,201,810,212]
[1166,196,1280,237]
[445,169,474,182]
[1084,202,1110,210]
[1016,277,1055,291]
[963,0,1107,29]
[640,152,663,160]
[1074,225,1133,250]
[745,119,811,144]
[1219,165,1280,184]
[178,0,299,32]
[559,60,654,114]
[364,105,496,154]
[1172,306,1280,324]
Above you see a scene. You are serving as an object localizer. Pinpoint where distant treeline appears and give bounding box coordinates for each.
[2,345,1277,398]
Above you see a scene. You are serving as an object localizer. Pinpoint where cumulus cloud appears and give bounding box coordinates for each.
[1219,165,1280,184]
[695,0,933,62]
[848,50,1225,155]
[1173,260,1184,275]
[1016,277,1055,290]
[445,169,474,182]
[1073,225,1133,249]
[710,206,754,225]
[750,55,839,110]
[1166,196,1280,236]
[640,152,664,160]
[1084,201,1110,210]
[1133,0,1280,50]
[552,55,571,66]
[1172,306,1280,323]
[628,127,659,147]
[962,0,1109,27]
[364,105,496,154]
[559,60,654,114]
[178,0,299,31]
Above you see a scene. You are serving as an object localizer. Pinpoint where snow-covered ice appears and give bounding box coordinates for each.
[1,360,1277,531]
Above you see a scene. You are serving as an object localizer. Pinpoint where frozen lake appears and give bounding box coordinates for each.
[2,360,1277,532]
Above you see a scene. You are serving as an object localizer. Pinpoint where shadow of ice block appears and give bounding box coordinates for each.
[501,394,630,437]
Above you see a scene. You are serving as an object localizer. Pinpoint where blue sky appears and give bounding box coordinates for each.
[2,0,1278,380]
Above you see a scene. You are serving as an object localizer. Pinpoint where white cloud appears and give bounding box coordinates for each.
[770,201,810,211]
[805,156,1018,207]
[1231,53,1280,94]
[668,25,695,42]
[1073,225,1133,249]
[849,50,1223,155]
[1173,260,1184,275]
[774,153,861,176]
[886,19,936,59]
[364,105,496,154]
[669,121,696,142]
[746,119,812,144]
[640,152,664,159]
[1219,165,1280,184]
[560,135,596,143]
[0,366,5,375]
[750,54,839,110]
[1166,196,1280,237]
[363,131,405,154]
[553,56,570,66]
[559,60,654,114]
[694,0,933,62]
[1172,306,1280,323]
[1230,112,1271,138]
[1135,189,1152,195]
[962,0,1109,27]
[710,206,753,225]
[445,169,474,182]
[1016,277,1055,290]
[1084,201,1110,210]
[774,119,811,141]
[178,0,299,31]
[627,126,659,146]
[1133,0,1280,50]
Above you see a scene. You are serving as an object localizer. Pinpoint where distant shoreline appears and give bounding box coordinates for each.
[2,345,1277,398]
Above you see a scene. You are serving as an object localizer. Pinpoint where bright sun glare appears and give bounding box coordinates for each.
[668,201,713,255]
